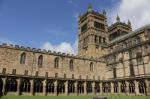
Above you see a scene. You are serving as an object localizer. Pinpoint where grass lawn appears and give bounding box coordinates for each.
[1,95,150,99]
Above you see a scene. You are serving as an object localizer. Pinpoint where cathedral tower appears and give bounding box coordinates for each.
[78,5,108,58]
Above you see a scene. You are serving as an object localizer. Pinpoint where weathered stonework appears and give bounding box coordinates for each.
[0,5,150,96]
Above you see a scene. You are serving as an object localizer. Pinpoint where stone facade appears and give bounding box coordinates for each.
[0,5,150,96]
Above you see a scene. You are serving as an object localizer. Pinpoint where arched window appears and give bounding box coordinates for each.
[38,55,43,68]
[69,59,74,71]
[90,62,94,71]
[20,52,26,64]
[54,57,59,68]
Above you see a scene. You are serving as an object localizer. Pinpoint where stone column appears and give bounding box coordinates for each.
[134,80,139,95]
[125,81,129,95]
[92,82,95,95]
[30,79,34,95]
[17,78,21,95]
[2,78,6,95]
[84,81,87,95]
[118,82,121,95]
[54,80,58,96]
[65,80,68,95]
[100,83,103,95]
[111,82,114,95]
[145,79,150,96]
[43,79,47,96]
[75,81,78,95]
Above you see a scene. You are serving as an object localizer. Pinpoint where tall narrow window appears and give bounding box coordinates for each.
[70,59,74,71]
[20,52,26,64]
[54,57,59,68]
[38,55,43,68]
[113,68,116,78]
[90,62,94,71]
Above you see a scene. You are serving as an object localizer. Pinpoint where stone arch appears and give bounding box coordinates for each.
[38,55,43,68]
[95,82,100,93]
[77,82,84,94]
[138,80,145,93]
[34,79,43,93]
[129,81,135,93]
[69,59,74,71]
[6,78,17,92]
[87,82,92,93]
[102,82,111,93]
[46,80,54,93]
[120,81,126,93]
[20,52,26,64]
[68,81,75,93]
[54,57,59,68]
[57,81,65,94]
[113,82,118,93]
[21,79,30,92]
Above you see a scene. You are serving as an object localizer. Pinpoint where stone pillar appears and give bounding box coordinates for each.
[75,81,78,95]
[134,80,139,95]
[118,82,121,95]
[92,82,95,95]
[125,81,129,95]
[30,79,34,95]
[84,81,87,95]
[17,78,21,95]
[100,83,103,95]
[65,80,68,95]
[2,78,6,95]
[43,80,47,96]
[145,79,150,96]
[54,80,58,96]
[111,82,114,95]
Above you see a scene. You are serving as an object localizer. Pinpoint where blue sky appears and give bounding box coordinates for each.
[0,0,150,54]
[0,0,116,46]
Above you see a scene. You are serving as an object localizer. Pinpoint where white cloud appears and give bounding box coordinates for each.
[109,0,150,29]
[41,39,78,55]
[0,38,16,44]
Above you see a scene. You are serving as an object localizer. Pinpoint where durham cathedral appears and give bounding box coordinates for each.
[0,5,150,96]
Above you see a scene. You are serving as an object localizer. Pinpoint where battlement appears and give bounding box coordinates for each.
[0,42,104,62]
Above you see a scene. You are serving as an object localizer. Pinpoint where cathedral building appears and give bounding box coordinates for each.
[0,5,150,96]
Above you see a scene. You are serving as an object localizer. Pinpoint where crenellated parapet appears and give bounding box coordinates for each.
[0,42,104,63]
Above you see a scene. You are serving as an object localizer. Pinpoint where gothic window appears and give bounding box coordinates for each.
[81,23,87,32]
[77,82,84,94]
[2,68,6,74]
[103,38,106,43]
[99,36,101,44]
[20,52,26,64]
[54,57,59,68]
[12,69,16,75]
[69,59,74,71]
[113,68,117,78]
[87,82,92,93]
[38,55,43,68]
[46,81,54,93]
[6,78,17,92]
[94,21,104,30]
[57,81,65,93]
[21,79,30,92]
[24,70,28,76]
[90,62,94,71]
[34,80,43,93]
[129,81,135,93]
[68,81,75,93]
[139,81,145,93]
[129,64,135,76]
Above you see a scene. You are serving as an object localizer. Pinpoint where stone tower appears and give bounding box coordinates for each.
[108,15,132,41]
[78,5,108,58]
